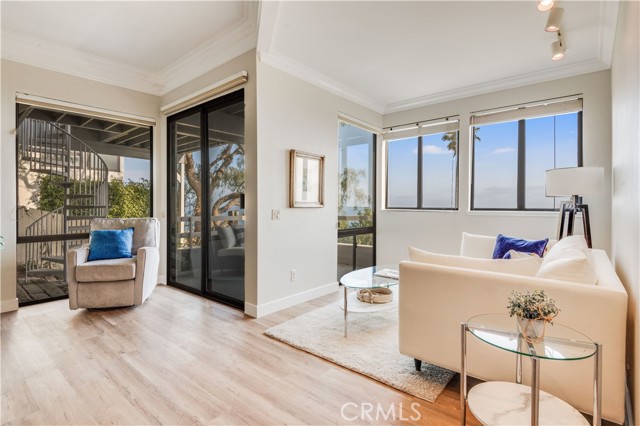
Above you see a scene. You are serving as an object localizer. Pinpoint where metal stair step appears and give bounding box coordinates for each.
[27,269,64,277]
[65,205,107,209]
[31,168,68,178]
[23,157,69,167]
[66,215,101,221]
[26,146,68,154]
[41,256,65,264]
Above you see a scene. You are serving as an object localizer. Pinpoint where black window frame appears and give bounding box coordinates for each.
[385,130,460,211]
[470,111,583,212]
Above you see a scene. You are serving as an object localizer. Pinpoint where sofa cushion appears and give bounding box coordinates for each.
[536,235,597,285]
[90,218,158,252]
[218,225,236,249]
[87,228,134,261]
[408,247,542,276]
[492,234,548,259]
[233,225,245,247]
[76,257,137,282]
[460,232,497,258]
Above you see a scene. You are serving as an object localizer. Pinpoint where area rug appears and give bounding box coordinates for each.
[265,302,455,402]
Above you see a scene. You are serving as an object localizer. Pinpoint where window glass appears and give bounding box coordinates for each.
[422,132,458,209]
[387,137,418,208]
[472,110,580,210]
[472,121,518,209]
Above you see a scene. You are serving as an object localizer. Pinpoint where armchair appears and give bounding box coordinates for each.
[67,218,160,310]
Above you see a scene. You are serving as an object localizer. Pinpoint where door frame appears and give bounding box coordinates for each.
[166,89,245,309]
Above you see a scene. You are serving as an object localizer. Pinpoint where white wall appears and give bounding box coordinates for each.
[611,1,640,423]
[160,50,258,309]
[378,71,612,263]
[254,62,382,316]
[0,59,161,313]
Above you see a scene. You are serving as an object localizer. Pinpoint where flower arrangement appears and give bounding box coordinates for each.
[508,289,559,323]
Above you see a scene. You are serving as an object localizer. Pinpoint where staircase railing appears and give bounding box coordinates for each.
[21,118,109,280]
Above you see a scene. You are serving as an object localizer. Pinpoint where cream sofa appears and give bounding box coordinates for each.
[399,233,628,424]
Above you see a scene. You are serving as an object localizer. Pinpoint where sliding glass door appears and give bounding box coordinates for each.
[337,122,376,280]
[168,90,245,308]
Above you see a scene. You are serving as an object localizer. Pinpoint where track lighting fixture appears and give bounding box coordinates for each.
[551,31,565,61]
[545,7,564,32]
[537,0,555,12]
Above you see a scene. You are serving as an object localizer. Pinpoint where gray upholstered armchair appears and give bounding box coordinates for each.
[67,218,160,310]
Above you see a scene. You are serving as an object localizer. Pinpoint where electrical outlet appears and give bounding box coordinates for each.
[271,209,280,220]
[290,269,296,282]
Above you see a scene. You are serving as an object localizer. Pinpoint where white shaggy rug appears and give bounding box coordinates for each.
[265,302,455,402]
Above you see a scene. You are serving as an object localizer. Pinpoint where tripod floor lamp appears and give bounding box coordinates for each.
[545,167,604,248]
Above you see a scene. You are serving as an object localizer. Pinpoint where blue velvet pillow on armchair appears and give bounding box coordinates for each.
[492,234,548,259]
[87,228,134,261]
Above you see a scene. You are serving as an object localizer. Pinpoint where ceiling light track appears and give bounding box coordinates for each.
[537,1,566,61]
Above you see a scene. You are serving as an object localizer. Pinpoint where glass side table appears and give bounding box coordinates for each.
[460,313,602,426]
[339,265,399,337]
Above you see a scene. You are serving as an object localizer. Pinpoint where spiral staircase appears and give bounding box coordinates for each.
[20,118,109,280]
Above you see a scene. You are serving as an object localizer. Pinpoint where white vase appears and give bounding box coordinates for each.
[516,316,546,343]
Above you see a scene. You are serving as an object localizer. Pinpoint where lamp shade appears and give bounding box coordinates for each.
[545,167,604,196]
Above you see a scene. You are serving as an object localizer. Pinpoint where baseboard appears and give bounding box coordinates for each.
[244,282,338,318]
[0,298,19,313]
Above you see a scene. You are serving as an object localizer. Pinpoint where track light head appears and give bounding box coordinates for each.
[551,32,565,61]
[545,7,564,32]
[537,0,555,12]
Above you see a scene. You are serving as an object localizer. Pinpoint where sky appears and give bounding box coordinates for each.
[124,157,151,182]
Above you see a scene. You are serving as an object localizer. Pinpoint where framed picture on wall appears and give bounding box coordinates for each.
[289,150,325,208]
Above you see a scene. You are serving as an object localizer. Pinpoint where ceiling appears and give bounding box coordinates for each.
[1,1,619,114]
[1,1,259,95]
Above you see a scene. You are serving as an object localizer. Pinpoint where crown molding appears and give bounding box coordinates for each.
[0,29,163,95]
[596,0,620,67]
[159,1,259,94]
[384,58,610,114]
[258,50,386,114]
[0,1,259,96]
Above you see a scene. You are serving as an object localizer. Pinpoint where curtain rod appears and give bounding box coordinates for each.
[383,114,459,131]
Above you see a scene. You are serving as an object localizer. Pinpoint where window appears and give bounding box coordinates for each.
[471,98,582,211]
[385,118,459,209]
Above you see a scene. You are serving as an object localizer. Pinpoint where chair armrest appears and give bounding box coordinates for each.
[67,244,90,310]
[67,244,90,271]
[134,246,160,305]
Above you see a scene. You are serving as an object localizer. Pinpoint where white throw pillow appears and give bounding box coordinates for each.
[535,235,598,285]
[460,232,497,258]
[408,246,542,277]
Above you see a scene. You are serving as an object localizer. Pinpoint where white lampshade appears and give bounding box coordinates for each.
[545,167,604,197]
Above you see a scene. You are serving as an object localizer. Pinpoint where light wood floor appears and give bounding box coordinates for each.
[1,285,479,425]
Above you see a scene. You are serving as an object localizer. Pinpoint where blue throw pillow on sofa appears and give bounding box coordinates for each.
[87,228,134,262]
[492,234,548,259]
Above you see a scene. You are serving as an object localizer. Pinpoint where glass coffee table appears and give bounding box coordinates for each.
[339,264,399,337]
[460,313,601,426]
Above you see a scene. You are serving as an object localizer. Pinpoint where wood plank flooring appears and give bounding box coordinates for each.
[1,284,479,425]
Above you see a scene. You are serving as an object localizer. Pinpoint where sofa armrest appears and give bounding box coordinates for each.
[134,246,160,305]
[398,260,628,422]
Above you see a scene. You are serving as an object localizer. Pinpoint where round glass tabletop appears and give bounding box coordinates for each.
[339,264,399,289]
[467,313,596,361]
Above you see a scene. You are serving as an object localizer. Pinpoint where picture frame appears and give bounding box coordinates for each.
[289,150,325,208]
